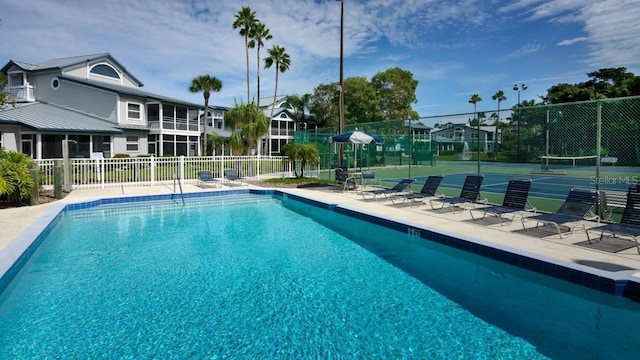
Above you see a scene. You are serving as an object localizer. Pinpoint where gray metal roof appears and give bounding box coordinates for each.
[30,53,110,71]
[60,76,202,108]
[0,102,122,133]
[2,53,143,87]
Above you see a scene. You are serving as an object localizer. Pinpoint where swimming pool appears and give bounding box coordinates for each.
[1,190,639,359]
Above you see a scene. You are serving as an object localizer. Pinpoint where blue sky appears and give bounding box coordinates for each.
[2,0,639,126]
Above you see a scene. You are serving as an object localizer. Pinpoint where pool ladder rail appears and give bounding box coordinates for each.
[173,174,185,205]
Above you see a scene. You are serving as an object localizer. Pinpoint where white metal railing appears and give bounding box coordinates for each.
[5,85,36,102]
[34,155,319,190]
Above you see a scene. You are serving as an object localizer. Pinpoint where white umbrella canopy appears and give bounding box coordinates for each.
[329,131,384,170]
[328,130,385,144]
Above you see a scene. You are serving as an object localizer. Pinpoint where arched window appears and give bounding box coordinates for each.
[90,64,120,79]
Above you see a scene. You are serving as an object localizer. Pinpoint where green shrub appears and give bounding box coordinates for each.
[0,148,35,205]
[113,153,130,158]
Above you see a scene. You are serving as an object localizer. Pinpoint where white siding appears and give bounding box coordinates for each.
[0,124,20,152]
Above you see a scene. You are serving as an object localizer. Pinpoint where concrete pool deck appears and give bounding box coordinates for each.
[2,183,640,293]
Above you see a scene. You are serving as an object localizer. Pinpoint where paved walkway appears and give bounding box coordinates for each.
[2,184,640,283]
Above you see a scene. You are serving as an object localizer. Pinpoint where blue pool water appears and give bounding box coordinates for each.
[0,193,639,359]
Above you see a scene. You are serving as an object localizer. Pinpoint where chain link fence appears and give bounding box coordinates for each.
[297,96,640,215]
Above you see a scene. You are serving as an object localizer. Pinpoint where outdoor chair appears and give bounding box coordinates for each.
[521,188,599,238]
[223,169,247,186]
[360,171,377,190]
[361,178,415,200]
[335,167,357,191]
[469,178,534,226]
[197,170,222,188]
[586,184,640,254]
[429,174,486,213]
[391,175,444,206]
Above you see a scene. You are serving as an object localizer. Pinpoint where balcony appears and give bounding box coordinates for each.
[4,85,36,103]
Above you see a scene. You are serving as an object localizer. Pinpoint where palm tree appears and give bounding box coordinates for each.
[287,93,312,129]
[224,102,268,155]
[492,90,506,156]
[282,143,320,178]
[249,21,272,108]
[233,6,257,103]
[188,75,223,155]
[264,45,291,155]
[469,94,482,173]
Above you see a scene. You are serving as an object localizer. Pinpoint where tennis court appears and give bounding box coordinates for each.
[370,159,637,212]
[414,172,632,201]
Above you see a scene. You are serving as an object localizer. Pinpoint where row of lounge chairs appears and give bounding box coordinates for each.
[197,169,247,187]
[361,174,640,254]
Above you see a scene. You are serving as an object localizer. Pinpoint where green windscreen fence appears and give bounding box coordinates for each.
[296,96,640,215]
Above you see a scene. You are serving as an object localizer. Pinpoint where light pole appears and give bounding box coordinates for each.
[513,83,527,162]
[337,0,345,167]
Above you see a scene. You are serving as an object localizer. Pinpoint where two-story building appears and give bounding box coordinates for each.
[431,122,500,154]
[0,53,214,159]
[259,95,298,156]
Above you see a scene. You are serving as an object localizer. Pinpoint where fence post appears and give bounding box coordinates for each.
[150,156,156,186]
[595,101,602,217]
[100,158,105,189]
[30,164,39,205]
[179,155,185,185]
[62,139,71,192]
[54,160,63,199]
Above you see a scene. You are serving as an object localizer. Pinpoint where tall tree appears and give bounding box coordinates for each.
[188,75,223,155]
[249,21,272,108]
[264,45,291,154]
[309,83,340,127]
[469,94,482,172]
[491,90,506,155]
[233,6,257,103]
[343,76,382,124]
[371,67,419,121]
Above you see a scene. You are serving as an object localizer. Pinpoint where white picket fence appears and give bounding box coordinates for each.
[34,155,319,190]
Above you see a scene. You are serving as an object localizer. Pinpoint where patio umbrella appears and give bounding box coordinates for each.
[328,130,384,145]
[329,131,384,170]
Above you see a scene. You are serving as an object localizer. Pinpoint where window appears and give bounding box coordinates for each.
[8,73,23,87]
[51,78,60,89]
[93,136,111,157]
[127,103,141,121]
[126,136,139,152]
[21,134,34,157]
[90,64,120,79]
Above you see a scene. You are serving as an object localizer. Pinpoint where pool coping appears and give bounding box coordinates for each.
[1,188,640,302]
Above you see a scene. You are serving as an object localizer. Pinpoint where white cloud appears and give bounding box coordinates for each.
[498,0,640,70]
[506,43,544,58]
[2,0,639,115]
[557,37,588,46]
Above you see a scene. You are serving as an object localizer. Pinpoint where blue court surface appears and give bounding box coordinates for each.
[411,172,637,201]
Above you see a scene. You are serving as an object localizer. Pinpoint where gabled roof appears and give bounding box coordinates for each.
[258,95,289,109]
[59,76,202,107]
[0,102,122,133]
[405,120,431,130]
[263,107,296,120]
[1,53,144,87]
